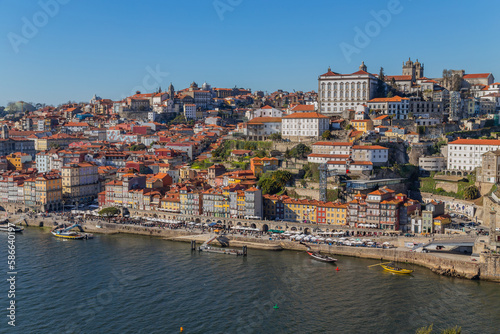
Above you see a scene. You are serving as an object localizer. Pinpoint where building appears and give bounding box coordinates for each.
[419,156,446,174]
[479,150,500,183]
[409,97,444,119]
[351,145,389,166]
[347,187,402,230]
[350,119,373,133]
[367,96,410,120]
[245,117,282,141]
[183,104,197,120]
[447,138,500,171]
[312,141,353,155]
[245,106,283,120]
[62,162,99,205]
[463,73,495,86]
[316,202,347,225]
[35,172,63,211]
[318,62,378,114]
[282,112,330,141]
[250,157,279,176]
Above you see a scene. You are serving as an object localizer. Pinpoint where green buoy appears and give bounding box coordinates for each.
[273,304,279,309]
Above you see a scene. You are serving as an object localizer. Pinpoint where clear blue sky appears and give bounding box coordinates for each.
[0,0,498,106]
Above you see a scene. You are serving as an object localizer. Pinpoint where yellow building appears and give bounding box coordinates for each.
[6,152,32,170]
[250,157,279,175]
[283,198,318,223]
[350,119,374,133]
[433,215,452,233]
[36,172,62,211]
[161,193,180,213]
[317,202,347,225]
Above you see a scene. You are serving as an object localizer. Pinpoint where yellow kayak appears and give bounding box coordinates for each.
[381,264,413,274]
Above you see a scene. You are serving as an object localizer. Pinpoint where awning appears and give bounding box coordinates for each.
[208,222,217,227]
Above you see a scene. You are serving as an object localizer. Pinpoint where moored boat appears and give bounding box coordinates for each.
[51,230,86,239]
[0,223,24,233]
[307,251,337,263]
[380,263,414,274]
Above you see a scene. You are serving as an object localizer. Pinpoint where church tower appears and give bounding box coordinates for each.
[168,83,175,99]
[415,59,424,79]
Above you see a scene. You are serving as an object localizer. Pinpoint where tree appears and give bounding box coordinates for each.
[376,67,386,98]
[270,133,282,141]
[285,147,291,159]
[387,91,394,98]
[321,130,332,140]
[98,207,120,218]
[290,143,311,160]
[464,185,480,200]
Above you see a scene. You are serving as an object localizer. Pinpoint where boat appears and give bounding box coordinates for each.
[51,223,92,240]
[0,222,24,233]
[217,235,230,247]
[307,251,337,263]
[380,263,414,274]
[51,230,86,239]
[198,235,247,256]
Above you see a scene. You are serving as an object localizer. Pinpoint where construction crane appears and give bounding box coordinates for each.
[319,162,349,202]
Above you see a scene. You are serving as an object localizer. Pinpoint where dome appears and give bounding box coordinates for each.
[405,58,413,66]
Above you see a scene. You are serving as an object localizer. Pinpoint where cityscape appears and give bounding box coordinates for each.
[1,1,500,333]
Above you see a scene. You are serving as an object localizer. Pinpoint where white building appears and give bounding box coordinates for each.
[351,145,389,166]
[311,141,353,155]
[367,96,410,120]
[183,104,196,120]
[246,106,283,120]
[318,62,378,114]
[282,112,329,141]
[245,117,282,140]
[447,138,500,171]
[307,153,350,164]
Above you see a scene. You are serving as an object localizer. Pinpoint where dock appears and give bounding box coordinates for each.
[196,235,248,256]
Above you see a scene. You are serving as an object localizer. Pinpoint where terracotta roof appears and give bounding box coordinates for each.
[463,73,491,79]
[353,145,388,150]
[313,141,352,147]
[368,96,409,103]
[449,139,500,146]
[283,112,328,119]
[247,117,282,124]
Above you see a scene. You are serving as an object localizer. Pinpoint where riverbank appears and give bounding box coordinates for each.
[11,213,500,283]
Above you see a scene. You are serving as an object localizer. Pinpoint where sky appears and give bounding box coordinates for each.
[0,0,498,106]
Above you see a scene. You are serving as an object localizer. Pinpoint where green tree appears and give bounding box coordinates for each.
[387,91,394,98]
[321,130,332,140]
[285,147,291,159]
[270,133,282,141]
[376,67,386,98]
[290,143,312,159]
[98,207,120,218]
[464,185,480,200]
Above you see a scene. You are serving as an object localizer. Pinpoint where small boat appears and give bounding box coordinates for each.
[51,230,86,239]
[0,223,24,233]
[307,251,337,263]
[380,263,414,274]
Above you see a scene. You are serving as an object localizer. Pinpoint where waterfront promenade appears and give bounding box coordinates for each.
[7,211,500,283]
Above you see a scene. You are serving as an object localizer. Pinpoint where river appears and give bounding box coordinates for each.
[1,228,499,334]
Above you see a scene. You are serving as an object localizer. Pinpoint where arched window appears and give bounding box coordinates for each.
[362,82,367,90]
[357,82,361,89]
[327,91,331,98]
[327,82,331,90]
[340,82,344,89]
[334,83,338,90]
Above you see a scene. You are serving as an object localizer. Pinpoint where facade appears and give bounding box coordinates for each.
[479,150,500,183]
[351,145,389,166]
[418,156,446,174]
[35,172,63,211]
[447,139,500,171]
[282,112,330,141]
[62,162,100,205]
[318,62,378,114]
[312,141,353,155]
[367,96,410,120]
[183,104,197,120]
[245,117,282,140]
[350,119,374,133]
